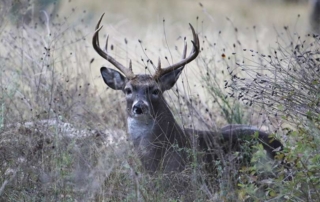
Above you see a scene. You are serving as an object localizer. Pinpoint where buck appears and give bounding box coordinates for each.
[93,14,283,173]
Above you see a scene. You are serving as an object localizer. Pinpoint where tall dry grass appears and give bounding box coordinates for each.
[1,0,319,201]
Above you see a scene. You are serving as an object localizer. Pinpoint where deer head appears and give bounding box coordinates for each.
[93,14,200,123]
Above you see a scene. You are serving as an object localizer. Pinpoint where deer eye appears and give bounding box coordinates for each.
[124,88,132,95]
[152,89,160,96]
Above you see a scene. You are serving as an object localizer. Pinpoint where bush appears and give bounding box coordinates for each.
[228,25,320,201]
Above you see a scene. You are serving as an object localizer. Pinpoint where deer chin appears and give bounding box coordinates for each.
[127,116,155,140]
[131,112,150,119]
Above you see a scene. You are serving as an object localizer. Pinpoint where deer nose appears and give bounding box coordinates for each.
[132,101,148,115]
[133,105,143,114]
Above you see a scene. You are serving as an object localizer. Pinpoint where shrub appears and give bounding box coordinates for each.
[228,25,320,201]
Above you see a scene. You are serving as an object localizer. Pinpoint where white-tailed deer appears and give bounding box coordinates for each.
[93,14,283,173]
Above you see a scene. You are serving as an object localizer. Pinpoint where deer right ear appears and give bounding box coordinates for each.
[159,67,184,91]
[100,67,127,90]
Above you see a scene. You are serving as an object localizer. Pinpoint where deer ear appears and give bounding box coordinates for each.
[100,67,127,90]
[159,67,184,91]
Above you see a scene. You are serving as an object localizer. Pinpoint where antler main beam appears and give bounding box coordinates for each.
[93,13,199,80]
[92,13,135,79]
[153,24,200,80]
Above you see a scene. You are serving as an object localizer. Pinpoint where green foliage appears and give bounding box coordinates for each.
[227,26,320,201]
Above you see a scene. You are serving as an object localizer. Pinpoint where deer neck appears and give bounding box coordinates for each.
[127,100,187,172]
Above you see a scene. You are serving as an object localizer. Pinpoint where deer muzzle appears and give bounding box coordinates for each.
[132,100,149,116]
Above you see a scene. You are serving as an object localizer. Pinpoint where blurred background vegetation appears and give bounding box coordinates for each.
[1,0,320,201]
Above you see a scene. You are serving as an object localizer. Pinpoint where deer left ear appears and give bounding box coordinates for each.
[100,67,127,90]
[158,67,184,91]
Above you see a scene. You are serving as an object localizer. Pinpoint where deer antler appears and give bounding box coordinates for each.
[93,13,135,79]
[153,24,200,80]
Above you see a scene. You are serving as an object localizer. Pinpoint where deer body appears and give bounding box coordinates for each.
[93,14,283,173]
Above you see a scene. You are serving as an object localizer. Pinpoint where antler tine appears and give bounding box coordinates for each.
[153,23,200,80]
[104,35,109,52]
[92,13,135,79]
[129,59,133,72]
